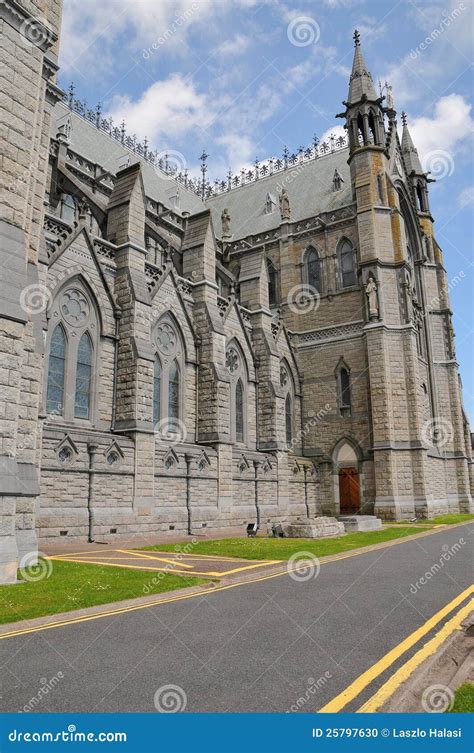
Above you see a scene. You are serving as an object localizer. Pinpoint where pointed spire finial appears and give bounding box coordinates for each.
[401,111,407,126]
[353,29,360,47]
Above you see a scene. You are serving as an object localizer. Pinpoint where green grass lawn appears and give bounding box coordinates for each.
[448,683,474,712]
[0,560,206,626]
[385,513,474,526]
[417,514,474,525]
[141,526,433,561]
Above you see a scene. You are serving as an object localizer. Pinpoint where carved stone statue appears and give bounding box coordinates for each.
[365,276,379,320]
[386,83,394,110]
[279,188,290,221]
[221,208,231,236]
[333,168,344,192]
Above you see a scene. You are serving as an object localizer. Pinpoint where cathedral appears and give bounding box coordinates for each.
[1,0,472,582]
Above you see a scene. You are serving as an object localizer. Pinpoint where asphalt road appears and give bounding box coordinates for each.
[1,524,472,713]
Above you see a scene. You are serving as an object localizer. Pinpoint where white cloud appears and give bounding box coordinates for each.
[59,0,213,72]
[214,34,250,57]
[107,74,214,143]
[402,94,474,159]
[380,0,473,107]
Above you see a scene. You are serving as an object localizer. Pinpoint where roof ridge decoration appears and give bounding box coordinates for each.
[61,83,349,203]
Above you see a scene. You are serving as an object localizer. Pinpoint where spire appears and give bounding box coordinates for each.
[401,112,423,174]
[347,29,378,104]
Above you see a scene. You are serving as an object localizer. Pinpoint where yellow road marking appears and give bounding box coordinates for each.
[48,557,215,577]
[318,585,474,713]
[116,550,195,568]
[3,524,471,641]
[358,599,473,712]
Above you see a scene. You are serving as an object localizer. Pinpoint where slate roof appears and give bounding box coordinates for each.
[53,102,205,216]
[52,102,353,241]
[206,148,353,240]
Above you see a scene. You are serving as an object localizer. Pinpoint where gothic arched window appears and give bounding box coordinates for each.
[46,325,66,416]
[357,113,365,145]
[168,360,180,431]
[285,393,292,447]
[338,239,356,288]
[74,332,93,418]
[340,368,351,408]
[306,247,321,293]
[226,341,248,445]
[235,379,244,443]
[45,282,99,423]
[153,356,162,425]
[153,316,186,436]
[416,183,425,212]
[267,259,278,307]
[368,110,377,144]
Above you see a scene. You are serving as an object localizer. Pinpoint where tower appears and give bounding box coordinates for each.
[0,0,64,581]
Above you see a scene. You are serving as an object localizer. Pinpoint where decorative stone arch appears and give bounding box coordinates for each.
[225,337,249,445]
[395,181,423,262]
[47,266,113,336]
[331,437,365,515]
[44,275,101,425]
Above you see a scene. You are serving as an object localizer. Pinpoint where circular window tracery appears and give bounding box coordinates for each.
[226,347,240,374]
[60,288,90,327]
[155,321,178,356]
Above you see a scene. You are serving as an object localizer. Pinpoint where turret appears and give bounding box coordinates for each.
[401,112,433,216]
[338,30,386,155]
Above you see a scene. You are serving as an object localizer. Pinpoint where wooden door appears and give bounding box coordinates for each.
[339,468,360,514]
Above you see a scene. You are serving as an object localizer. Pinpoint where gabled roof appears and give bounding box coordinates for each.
[52,103,205,216]
[52,102,352,241]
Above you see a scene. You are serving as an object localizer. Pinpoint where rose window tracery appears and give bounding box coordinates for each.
[60,288,89,327]
[226,347,240,374]
[156,322,177,356]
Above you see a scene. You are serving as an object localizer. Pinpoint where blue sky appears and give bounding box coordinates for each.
[58,0,473,419]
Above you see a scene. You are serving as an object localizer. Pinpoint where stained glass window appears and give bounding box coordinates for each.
[285,393,292,447]
[153,356,161,424]
[307,248,321,292]
[235,379,244,443]
[74,332,92,418]
[168,360,180,431]
[340,240,356,288]
[46,325,66,415]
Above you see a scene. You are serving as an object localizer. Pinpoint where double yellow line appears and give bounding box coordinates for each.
[319,585,473,713]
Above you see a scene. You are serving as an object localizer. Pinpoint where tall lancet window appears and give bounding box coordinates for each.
[168,360,180,431]
[306,247,322,293]
[338,239,356,288]
[235,379,244,443]
[46,325,66,416]
[153,356,162,425]
[267,259,278,307]
[74,332,93,418]
[285,393,293,447]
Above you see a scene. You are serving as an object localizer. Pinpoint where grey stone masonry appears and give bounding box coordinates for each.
[0,19,471,555]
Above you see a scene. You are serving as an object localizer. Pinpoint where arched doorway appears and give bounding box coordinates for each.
[335,442,360,514]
